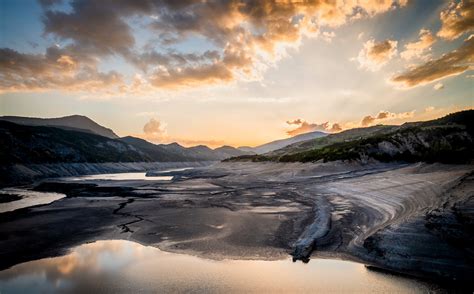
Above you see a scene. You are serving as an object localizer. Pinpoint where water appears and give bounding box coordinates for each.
[0,240,446,293]
[63,172,173,181]
[0,188,65,213]
[63,168,193,182]
[0,169,192,213]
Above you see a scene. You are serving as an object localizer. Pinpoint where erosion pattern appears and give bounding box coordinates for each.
[0,162,472,281]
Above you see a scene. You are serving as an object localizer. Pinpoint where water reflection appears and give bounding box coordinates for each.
[0,189,65,213]
[63,172,173,181]
[63,168,193,182]
[0,240,445,293]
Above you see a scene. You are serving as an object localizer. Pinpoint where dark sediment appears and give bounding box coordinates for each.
[0,161,472,286]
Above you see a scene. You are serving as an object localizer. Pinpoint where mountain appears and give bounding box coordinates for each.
[267,125,398,157]
[120,137,252,161]
[215,145,251,158]
[240,131,327,154]
[227,110,474,164]
[118,136,191,162]
[0,115,119,139]
[0,121,148,165]
[0,114,251,164]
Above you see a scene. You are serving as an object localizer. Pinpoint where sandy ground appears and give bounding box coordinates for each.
[0,161,472,282]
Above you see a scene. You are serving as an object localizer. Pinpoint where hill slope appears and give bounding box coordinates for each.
[240,131,327,154]
[0,121,252,165]
[0,121,148,165]
[228,110,474,164]
[120,137,250,161]
[0,115,119,139]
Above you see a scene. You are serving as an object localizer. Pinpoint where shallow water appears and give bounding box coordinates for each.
[0,188,65,213]
[63,172,174,181]
[62,168,193,182]
[0,240,447,293]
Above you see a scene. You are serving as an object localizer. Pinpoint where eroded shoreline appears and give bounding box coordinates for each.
[0,161,472,284]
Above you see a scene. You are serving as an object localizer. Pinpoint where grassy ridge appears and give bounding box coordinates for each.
[226,110,474,164]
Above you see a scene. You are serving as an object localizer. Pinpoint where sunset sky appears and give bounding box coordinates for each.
[0,0,473,147]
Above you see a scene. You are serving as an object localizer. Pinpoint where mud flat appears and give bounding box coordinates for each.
[0,161,472,285]
[0,161,215,187]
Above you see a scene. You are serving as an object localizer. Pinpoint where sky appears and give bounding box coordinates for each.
[0,0,473,148]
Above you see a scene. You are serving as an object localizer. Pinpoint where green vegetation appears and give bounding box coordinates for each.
[227,110,474,164]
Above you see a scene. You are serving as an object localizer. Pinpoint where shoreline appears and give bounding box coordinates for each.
[0,161,472,284]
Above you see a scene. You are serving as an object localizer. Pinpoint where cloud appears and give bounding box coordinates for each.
[425,106,436,112]
[321,31,336,43]
[0,47,122,94]
[140,117,225,147]
[433,82,444,90]
[149,62,234,88]
[357,39,398,71]
[0,0,408,93]
[437,0,474,40]
[329,123,342,132]
[286,119,341,136]
[391,35,474,87]
[142,118,167,140]
[360,110,415,126]
[286,119,303,125]
[400,29,436,60]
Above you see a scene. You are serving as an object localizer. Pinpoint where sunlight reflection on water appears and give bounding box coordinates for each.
[0,240,445,293]
[63,172,172,181]
[0,189,65,213]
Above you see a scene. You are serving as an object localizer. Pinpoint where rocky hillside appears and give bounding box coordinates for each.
[0,115,119,139]
[0,121,251,166]
[0,121,149,165]
[227,110,474,164]
[267,125,397,157]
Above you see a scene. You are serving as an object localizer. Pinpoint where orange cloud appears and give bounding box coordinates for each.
[357,39,398,71]
[286,119,341,136]
[437,0,474,40]
[361,110,415,126]
[1,0,408,93]
[400,29,436,60]
[0,47,122,94]
[391,35,474,87]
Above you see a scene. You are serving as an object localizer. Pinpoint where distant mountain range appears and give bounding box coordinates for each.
[6,111,469,166]
[119,136,251,162]
[227,110,474,164]
[0,117,253,165]
[0,115,119,139]
[238,131,327,154]
[0,114,333,165]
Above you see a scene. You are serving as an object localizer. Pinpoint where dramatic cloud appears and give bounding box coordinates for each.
[360,110,415,126]
[0,0,408,93]
[401,29,436,60]
[357,39,398,71]
[391,36,474,87]
[286,119,341,136]
[437,0,474,40]
[0,47,122,93]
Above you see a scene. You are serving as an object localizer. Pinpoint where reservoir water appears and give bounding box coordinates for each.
[0,240,447,293]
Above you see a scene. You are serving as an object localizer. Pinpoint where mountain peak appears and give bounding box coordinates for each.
[0,115,118,139]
